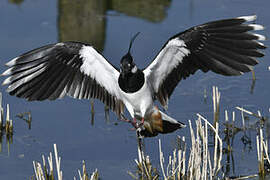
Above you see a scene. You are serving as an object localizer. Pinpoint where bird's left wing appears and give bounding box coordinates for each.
[143,15,266,109]
[2,42,125,116]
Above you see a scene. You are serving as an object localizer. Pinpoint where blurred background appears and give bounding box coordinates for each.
[0,0,269,179]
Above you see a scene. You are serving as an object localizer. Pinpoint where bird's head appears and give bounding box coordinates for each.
[120,32,140,76]
[120,52,136,75]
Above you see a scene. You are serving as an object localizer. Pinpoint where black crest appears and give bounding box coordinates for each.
[119,32,145,93]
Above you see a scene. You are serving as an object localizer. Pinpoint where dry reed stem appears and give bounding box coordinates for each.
[236,106,270,176]
[235,107,262,119]
[33,144,98,180]
[136,136,153,179]
[54,144,62,180]
[252,70,256,81]
[0,93,2,126]
[159,139,167,180]
[213,86,221,128]
[197,113,223,175]
[263,141,270,166]
[240,107,245,130]
[181,136,186,178]
[162,114,222,179]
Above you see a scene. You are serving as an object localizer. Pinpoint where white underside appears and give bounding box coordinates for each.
[120,77,154,118]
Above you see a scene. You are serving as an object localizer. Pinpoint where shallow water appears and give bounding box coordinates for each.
[0,0,269,179]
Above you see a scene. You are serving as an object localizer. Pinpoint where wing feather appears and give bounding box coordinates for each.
[2,42,125,117]
[144,15,266,109]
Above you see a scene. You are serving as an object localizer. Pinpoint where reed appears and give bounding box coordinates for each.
[32,144,99,180]
[29,87,269,179]
[128,135,159,180]
[90,99,95,126]
[129,112,223,180]
[130,86,270,179]
[128,86,223,179]
[237,107,270,178]
[16,111,32,129]
[251,70,256,81]
[0,92,14,154]
[212,86,221,129]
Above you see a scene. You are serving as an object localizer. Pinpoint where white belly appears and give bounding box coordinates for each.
[120,80,153,118]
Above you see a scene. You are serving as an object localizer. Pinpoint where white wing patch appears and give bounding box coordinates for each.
[79,45,121,98]
[144,38,190,91]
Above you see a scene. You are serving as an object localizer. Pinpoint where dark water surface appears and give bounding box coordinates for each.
[0,0,269,179]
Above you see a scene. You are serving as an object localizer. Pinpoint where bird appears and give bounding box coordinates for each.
[1,15,266,137]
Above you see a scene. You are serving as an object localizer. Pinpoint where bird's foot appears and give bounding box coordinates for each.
[130,117,139,129]
[120,115,145,132]
[137,117,144,128]
[127,118,146,138]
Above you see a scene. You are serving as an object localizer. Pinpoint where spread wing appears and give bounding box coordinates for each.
[1,42,124,116]
[143,15,266,109]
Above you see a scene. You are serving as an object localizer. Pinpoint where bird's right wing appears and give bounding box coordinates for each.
[2,42,125,116]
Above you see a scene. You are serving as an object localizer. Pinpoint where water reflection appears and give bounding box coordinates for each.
[89,99,111,126]
[90,99,95,125]
[0,96,13,156]
[8,0,24,5]
[58,0,108,52]
[0,132,12,156]
[222,108,269,177]
[8,0,171,52]
[16,111,32,130]
[108,0,171,22]
[58,0,171,51]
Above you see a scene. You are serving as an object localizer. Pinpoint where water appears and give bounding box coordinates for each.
[0,0,269,179]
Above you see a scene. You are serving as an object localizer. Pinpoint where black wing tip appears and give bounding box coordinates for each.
[178,121,186,128]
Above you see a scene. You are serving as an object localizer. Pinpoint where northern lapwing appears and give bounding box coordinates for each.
[1,15,266,137]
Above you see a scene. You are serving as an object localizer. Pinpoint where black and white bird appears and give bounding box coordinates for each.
[1,15,266,137]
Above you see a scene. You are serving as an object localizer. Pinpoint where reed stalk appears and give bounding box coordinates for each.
[33,144,98,180]
[212,86,221,128]
[155,113,222,180]
[237,106,270,178]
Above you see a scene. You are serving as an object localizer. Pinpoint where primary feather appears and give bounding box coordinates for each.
[144,15,266,109]
[2,42,124,116]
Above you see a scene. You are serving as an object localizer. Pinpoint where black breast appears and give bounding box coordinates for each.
[118,70,145,93]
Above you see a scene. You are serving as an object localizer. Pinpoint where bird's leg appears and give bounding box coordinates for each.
[137,117,144,127]
[130,117,139,129]
[120,114,138,128]
[120,114,143,130]
[133,117,137,124]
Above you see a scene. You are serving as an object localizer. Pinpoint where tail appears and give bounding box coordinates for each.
[139,107,186,137]
[159,110,186,133]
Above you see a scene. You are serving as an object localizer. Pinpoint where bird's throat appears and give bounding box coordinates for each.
[118,70,145,93]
